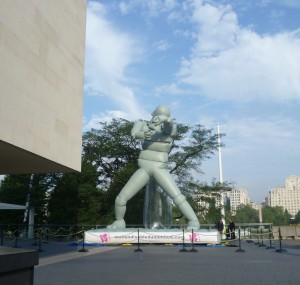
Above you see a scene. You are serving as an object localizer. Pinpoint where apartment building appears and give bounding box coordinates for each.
[227,188,250,215]
[268,175,300,217]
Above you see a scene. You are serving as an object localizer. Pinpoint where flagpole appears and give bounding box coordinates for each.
[217,124,225,224]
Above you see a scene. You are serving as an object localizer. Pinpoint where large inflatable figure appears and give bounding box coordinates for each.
[107,105,200,230]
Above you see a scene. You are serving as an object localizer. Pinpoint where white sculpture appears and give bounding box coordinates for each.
[107,105,200,230]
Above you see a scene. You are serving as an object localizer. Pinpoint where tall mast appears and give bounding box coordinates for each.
[217,124,225,220]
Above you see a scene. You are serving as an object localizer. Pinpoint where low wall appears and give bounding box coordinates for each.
[272,226,300,239]
[0,247,39,285]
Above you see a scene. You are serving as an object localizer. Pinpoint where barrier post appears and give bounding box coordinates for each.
[275,227,287,253]
[179,228,187,252]
[13,228,20,248]
[247,227,253,243]
[37,226,43,252]
[235,227,245,252]
[189,229,198,252]
[32,226,37,246]
[78,227,89,252]
[134,229,143,252]
[266,225,275,249]
[259,228,266,247]
[254,228,260,245]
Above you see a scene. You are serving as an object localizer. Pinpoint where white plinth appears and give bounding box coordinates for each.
[84,228,221,245]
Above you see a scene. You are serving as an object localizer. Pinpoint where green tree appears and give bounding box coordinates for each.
[234,205,259,223]
[262,206,291,225]
[294,210,300,224]
[0,174,48,225]
[189,179,233,224]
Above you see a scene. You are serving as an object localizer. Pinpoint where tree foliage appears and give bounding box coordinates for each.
[234,205,259,223]
[262,205,291,225]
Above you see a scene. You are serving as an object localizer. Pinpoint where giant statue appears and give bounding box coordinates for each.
[107,105,200,230]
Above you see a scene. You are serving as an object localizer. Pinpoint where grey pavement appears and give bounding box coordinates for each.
[32,240,300,285]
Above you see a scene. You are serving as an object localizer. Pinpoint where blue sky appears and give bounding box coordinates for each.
[83,0,300,203]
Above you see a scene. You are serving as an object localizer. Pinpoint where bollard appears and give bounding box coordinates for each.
[235,227,245,253]
[189,229,198,252]
[78,227,89,252]
[275,227,287,253]
[134,229,143,252]
[259,228,266,247]
[179,228,188,252]
[266,225,275,249]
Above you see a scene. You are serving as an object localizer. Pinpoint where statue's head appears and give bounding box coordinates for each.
[151,105,170,117]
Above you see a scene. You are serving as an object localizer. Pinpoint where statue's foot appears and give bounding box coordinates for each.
[187,220,200,230]
[107,219,126,230]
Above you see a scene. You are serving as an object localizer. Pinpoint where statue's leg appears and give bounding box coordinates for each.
[153,169,200,230]
[107,168,150,229]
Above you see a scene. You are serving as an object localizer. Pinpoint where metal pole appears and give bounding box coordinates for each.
[78,227,89,252]
[235,227,245,252]
[259,228,266,247]
[179,229,187,252]
[266,225,275,249]
[134,229,143,252]
[189,229,198,252]
[275,227,287,253]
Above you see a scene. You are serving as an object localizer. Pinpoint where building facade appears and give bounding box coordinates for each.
[0,0,87,174]
[268,175,300,217]
[227,188,250,216]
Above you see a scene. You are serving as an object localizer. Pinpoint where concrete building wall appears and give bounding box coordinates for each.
[0,0,87,173]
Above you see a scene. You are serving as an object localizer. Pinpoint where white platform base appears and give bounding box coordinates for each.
[84,228,221,245]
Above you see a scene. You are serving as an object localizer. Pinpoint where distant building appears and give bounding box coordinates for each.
[268,175,300,217]
[227,188,250,216]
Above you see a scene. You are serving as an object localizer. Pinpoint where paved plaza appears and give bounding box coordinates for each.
[28,239,300,285]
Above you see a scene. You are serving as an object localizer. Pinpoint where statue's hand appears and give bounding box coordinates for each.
[144,130,152,139]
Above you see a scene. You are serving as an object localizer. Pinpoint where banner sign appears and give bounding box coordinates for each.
[85,229,220,245]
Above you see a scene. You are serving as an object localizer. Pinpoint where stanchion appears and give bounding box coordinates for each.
[43,226,49,243]
[0,226,4,246]
[254,228,260,245]
[266,225,275,249]
[38,227,43,252]
[134,229,143,252]
[13,229,20,248]
[259,228,266,247]
[235,227,245,253]
[275,227,287,253]
[32,227,37,246]
[247,227,253,243]
[78,227,89,252]
[189,229,198,252]
[179,228,187,252]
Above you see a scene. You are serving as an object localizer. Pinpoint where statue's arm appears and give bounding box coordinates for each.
[131,120,147,139]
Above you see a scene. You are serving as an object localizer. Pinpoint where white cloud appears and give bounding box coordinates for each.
[85,1,143,116]
[160,1,300,102]
[83,109,147,131]
[153,39,172,51]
